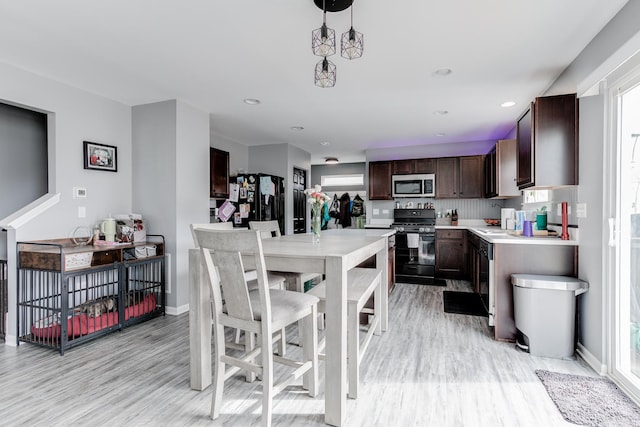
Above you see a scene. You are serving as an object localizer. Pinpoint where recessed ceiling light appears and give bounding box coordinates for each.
[433,110,449,116]
[320,141,330,146]
[435,132,446,137]
[290,126,304,131]
[501,101,516,108]
[243,98,261,105]
[434,68,453,76]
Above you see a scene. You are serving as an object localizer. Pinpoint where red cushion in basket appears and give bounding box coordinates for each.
[125,293,157,320]
[86,311,119,334]
[31,313,88,339]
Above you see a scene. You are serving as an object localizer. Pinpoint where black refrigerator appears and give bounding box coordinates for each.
[230,173,285,234]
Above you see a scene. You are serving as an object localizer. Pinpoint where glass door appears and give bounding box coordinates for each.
[610,69,640,398]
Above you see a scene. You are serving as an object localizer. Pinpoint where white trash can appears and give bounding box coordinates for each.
[511,274,588,359]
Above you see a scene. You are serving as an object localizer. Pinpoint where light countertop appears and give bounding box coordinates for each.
[365,220,577,246]
[323,228,396,238]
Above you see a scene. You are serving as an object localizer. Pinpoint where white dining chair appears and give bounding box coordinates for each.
[193,228,319,426]
[191,222,287,358]
[249,220,323,292]
[307,267,382,399]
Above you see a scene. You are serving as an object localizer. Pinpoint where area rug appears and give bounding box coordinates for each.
[442,291,487,317]
[535,370,640,426]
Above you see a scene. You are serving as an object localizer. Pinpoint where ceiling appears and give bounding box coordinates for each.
[0,1,628,164]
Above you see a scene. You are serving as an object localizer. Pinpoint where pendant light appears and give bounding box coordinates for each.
[314,57,336,88]
[341,2,363,59]
[312,0,335,57]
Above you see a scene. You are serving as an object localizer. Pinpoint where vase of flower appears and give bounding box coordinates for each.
[304,185,331,244]
[311,204,322,244]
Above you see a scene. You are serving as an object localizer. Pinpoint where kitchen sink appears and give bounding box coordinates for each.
[474,228,508,236]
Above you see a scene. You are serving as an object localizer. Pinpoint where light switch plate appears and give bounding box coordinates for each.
[373,208,380,215]
[382,209,389,214]
[78,206,86,218]
[576,203,587,218]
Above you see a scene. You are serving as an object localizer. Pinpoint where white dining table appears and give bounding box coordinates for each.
[188,231,389,426]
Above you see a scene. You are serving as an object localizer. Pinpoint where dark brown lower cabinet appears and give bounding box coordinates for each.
[435,229,467,279]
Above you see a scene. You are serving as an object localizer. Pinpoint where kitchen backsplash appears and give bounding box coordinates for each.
[368,186,579,227]
[367,198,507,221]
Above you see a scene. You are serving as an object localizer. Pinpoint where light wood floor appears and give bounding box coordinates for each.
[0,280,596,426]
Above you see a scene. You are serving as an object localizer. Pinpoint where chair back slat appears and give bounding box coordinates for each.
[249,220,281,239]
[190,222,233,247]
[211,250,253,321]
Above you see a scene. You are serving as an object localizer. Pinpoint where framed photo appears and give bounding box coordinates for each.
[84,141,117,172]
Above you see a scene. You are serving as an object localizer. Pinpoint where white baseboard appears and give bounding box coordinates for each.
[165,304,189,316]
[4,334,17,347]
[576,342,607,375]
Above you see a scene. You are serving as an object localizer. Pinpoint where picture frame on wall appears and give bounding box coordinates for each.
[83,141,117,172]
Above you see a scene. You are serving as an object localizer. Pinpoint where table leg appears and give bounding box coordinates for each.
[189,249,212,391]
[324,257,347,426]
[376,245,388,333]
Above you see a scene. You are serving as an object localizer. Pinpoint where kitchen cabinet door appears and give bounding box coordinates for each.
[414,158,435,173]
[392,158,435,174]
[368,161,393,200]
[485,145,497,198]
[517,94,578,189]
[210,147,229,199]
[435,157,458,198]
[458,155,484,198]
[435,229,467,279]
[393,159,414,175]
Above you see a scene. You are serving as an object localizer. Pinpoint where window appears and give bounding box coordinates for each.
[320,174,364,187]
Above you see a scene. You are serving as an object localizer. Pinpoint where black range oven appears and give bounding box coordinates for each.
[391,209,437,285]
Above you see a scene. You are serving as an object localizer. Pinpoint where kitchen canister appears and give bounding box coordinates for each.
[522,220,533,237]
[536,211,548,230]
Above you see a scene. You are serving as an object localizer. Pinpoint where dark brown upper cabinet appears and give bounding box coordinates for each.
[486,139,519,199]
[517,93,578,189]
[393,158,435,175]
[210,147,229,199]
[369,161,393,200]
[436,155,484,199]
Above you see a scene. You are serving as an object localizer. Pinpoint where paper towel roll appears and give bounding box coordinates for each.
[407,233,419,248]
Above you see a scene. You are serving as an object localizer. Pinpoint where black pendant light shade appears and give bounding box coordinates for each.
[314,57,336,88]
[311,0,362,87]
[312,21,336,57]
[341,3,363,59]
[341,27,363,59]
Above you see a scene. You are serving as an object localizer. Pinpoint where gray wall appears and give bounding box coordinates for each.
[311,162,366,193]
[248,143,312,234]
[133,100,210,312]
[0,103,47,259]
[0,60,133,342]
[366,140,496,162]
[542,0,640,367]
[577,93,606,363]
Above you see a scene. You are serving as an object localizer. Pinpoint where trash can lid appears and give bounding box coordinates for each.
[511,274,588,293]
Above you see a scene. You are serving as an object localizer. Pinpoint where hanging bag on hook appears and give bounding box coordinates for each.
[329,194,340,219]
[351,194,364,217]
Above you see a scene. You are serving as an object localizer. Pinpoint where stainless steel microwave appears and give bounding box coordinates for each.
[391,174,436,198]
